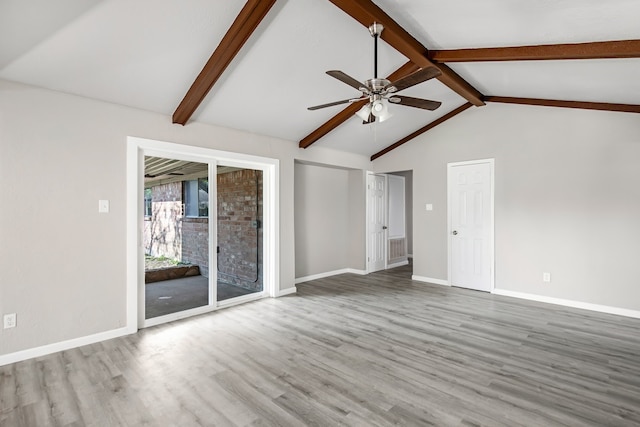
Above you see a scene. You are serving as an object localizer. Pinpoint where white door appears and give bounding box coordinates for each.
[448,160,493,292]
[367,174,387,272]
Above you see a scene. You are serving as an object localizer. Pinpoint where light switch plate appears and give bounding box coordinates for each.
[426,204,433,211]
[99,200,110,213]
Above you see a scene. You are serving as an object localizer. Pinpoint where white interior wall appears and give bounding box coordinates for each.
[348,169,366,270]
[0,79,370,357]
[294,163,366,278]
[373,103,640,311]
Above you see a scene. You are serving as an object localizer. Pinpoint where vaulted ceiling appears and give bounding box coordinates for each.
[2,0,639,160]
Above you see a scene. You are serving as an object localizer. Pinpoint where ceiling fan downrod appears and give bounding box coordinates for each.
[369,22,383,79]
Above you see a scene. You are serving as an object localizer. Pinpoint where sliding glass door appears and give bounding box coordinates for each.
[143,157,210,320]
[131,137,277,329]
[216,167,263,302]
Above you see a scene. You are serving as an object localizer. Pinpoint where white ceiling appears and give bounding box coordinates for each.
[2,0,639,157]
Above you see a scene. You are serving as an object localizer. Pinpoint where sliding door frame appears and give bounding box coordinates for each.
[126,137,279,330]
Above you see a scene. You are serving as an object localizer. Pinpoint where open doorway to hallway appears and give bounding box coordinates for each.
[366,170,413,274]
[388,170,413,265]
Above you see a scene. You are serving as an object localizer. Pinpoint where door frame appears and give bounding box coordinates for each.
[447,158,495,292]
[366,172,388,273]
[126,137,279,330]
[386,173,408,268]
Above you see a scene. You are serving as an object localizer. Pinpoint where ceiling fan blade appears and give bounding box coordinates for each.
[389,95,442,111]
[385,67,441,93]
[308,96,367,111]
[307,98,355,111]
[327,70,366,92]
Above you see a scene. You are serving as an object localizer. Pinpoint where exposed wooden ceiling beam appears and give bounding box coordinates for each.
[370,103,473,161]
[299,101,367,149]
[485,96,640,113]
[371,95,640,160]
[172,0,276,125]
[328,0,484,107]
[299,61,420,149]
[430,40,640,63]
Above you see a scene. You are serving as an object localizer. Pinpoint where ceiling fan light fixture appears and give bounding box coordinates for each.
[378,108,393,122]
[370,99,392,122]
[355,103,372,120]
[371,100,384,115]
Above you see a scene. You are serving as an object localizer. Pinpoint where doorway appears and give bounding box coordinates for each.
[366,172,411,273]
[447,159,494,292]
[127,137,278,330]
[367,174,386,272]
[387,173,409,268]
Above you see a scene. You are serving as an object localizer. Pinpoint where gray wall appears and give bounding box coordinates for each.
[294,163,366,278]
[347,169,366,270]
[373,103,640,311]
[0,79,370,357]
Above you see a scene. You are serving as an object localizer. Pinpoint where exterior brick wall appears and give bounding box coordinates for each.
[143,170,262,290]
[217,169,263,291]
[181,217,209,277]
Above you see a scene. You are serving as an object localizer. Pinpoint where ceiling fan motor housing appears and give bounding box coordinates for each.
[364,78,392,95]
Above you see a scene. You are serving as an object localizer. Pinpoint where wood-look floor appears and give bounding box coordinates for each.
[2,264,640,426]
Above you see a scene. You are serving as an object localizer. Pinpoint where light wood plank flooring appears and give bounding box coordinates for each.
[2,264,640,426]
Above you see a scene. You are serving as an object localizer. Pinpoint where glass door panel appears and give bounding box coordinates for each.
[143,156,210,318]
[216,167,263,301]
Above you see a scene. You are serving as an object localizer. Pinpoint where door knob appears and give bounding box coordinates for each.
[452,230,458,235]
[382,226,388,230]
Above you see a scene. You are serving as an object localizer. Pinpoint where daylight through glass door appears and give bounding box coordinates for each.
[143,156,210,319]
[216,166,263,301]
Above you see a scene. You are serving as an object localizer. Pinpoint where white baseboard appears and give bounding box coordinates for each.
[387,260,409,269]
[412,275,450,286]
[0,326,135,367]
[275,286,297,297]
[295,268,367,284]
[492,289,640,319]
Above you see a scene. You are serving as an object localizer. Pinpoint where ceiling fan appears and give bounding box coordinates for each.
[308,22,442,124]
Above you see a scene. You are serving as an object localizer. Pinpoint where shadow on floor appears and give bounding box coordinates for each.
[145,276,258,319]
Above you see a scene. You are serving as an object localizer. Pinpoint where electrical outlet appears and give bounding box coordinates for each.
[3,313,16,329]
[542,272,551,283]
